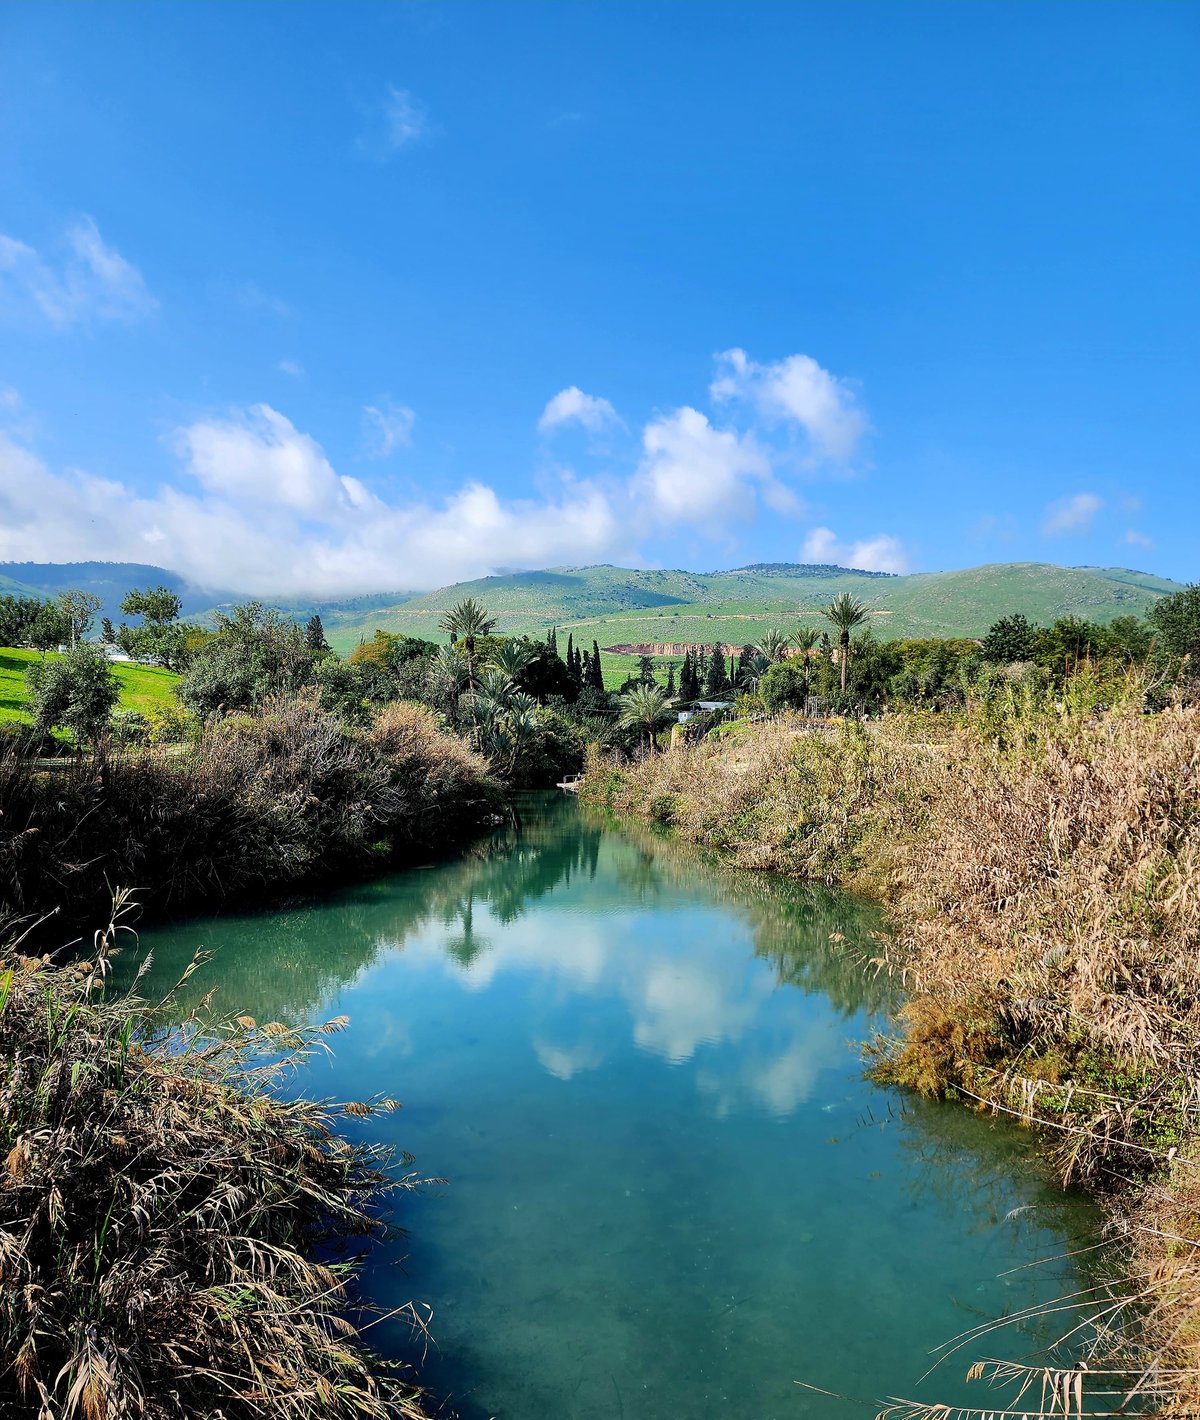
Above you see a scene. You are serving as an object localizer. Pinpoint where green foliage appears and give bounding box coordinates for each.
[117,584,191,669]
[616,683,674,753]
[25,643,120,745]
[177,603,314,719]
[56,588,103,646]
[760,659,809,713]
[0,595,52,648]
[1148,583,1200,661]
[982,612,1036,662]
[303,611,330,653]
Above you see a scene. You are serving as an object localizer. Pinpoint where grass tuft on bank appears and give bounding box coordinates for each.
[0,908,427,1419]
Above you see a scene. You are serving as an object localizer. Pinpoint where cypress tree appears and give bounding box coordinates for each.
[304,613,330,654]
[705,644,730,697]
[665,663,676,696]
[566,632,574,667]
[591,641,605,690]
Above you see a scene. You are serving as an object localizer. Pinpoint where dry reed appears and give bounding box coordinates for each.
[0,900,430,1420]
[585,695,1200,1415]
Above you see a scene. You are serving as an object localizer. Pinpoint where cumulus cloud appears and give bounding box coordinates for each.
[362,398,416,457]
[633,406,800,528]
[710,348,867,463]
[800,526,909,574]
[538,386,621,434]
[1124,528,1154,550]
[0,411,624,597]
[1041,491,1103,536]
[0,216,156,326]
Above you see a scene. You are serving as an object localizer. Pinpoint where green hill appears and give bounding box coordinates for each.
[319,561,1185,660]
[3,559,1186,677]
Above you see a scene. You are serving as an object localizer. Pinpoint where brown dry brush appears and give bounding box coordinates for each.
[584,692,1200,1415]
[0,902,431,1420]
[0,696,502,942]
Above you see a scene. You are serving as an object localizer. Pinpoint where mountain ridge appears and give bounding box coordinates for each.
[1,559,1185,657]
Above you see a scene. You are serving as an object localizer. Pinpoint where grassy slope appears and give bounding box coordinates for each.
[324,561,1185,661]
[0,647,180,725]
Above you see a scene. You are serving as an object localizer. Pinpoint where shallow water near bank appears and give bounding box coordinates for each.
[126,792,1101,1418]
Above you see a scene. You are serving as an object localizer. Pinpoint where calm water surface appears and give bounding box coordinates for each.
[128,793,1097,1419]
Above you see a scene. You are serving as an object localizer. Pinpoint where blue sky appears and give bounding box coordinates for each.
[0,0,1196,595]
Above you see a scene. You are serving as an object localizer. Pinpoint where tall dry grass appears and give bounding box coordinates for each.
[585,696,1200,1414]
[0,903,429,1419]
[0,695,502,941]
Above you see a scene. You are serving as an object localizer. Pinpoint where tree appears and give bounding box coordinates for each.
[439,598,496,689]
[793,625,820,701]
[704,645,730,698]
[760,660,809,713]
[591,641,605,690]
[177,602,312,718]
[29,601,71,655]
[821,593,870,692]
[679,651,700,702]
[26,643,119,746]
[488,638,537,680]
[636,654,657,686]
[118,585,188,668]
[304,613,331,654]
[100,617,116,644]
[664,663,676,696]
[616,683,674,754]
[57,589,102,647]
[982,613,1037,663]
[0,595,46,647]
[121,585,183,627]
[1149,585,1200,662]
[755,629,791,663]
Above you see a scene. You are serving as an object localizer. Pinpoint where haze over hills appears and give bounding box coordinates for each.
[2,559,1185,660]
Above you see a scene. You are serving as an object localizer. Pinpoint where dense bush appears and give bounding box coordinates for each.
[0,695,501,937]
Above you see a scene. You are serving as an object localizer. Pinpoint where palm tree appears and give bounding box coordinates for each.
[439,597,497,689]
[617,683,674,755]
[793,625,820,702]
[487,638,536,680]
[821,594,870,692]
[754,628,792,663]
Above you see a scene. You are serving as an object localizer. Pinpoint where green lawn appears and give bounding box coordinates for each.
[0,647,181,725]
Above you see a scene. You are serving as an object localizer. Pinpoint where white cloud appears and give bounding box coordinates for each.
[538,386,621,434]
[0,413,625,597]
[1124,528,1154,550]
[386,88,429,147]
[634,406,798,528]
[278,359,305,378]
[1041,491,1102,536]
[0,216,156,326]
[801,526,909,574]
[0,385,19,411]
[710,348,867,463]
[363,398,416,457]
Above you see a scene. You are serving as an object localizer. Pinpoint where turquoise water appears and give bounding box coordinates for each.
[126,793,1098,1419]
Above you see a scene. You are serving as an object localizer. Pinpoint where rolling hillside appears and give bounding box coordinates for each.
[3,559,1186,672]
[318,561,1184,658]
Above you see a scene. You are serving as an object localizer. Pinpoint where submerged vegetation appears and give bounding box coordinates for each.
[0,910,427,1419]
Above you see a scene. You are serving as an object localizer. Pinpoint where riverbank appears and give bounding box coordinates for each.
[0,910,430,1420]
[0,696,504,1417]
[582,697,1200,1413]
[0,695,504,942]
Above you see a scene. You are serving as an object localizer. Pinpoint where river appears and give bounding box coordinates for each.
[126,791,1100,1418]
